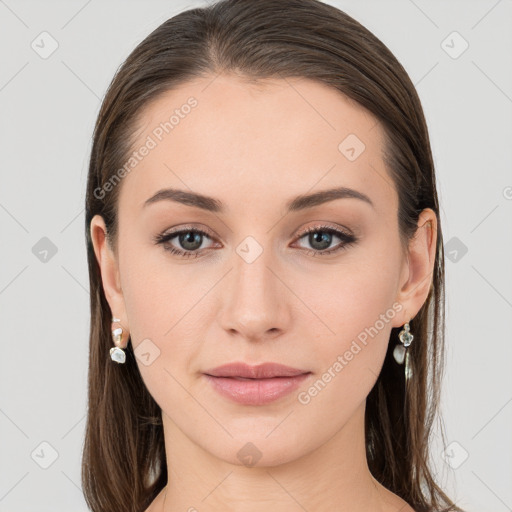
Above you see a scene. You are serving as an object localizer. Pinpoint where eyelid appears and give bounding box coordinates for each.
[161,223,217,237]
[294,222,353,238]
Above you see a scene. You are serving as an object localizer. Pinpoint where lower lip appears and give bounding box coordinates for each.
[203,373,311,405]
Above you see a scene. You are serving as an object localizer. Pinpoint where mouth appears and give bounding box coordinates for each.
[203,362,312,405]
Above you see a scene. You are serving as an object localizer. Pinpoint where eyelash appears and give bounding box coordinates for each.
[153,224,357,259]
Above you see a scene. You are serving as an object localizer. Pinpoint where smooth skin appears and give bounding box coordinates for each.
[90,73,436,512]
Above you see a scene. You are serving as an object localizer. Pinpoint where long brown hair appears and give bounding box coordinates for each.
[83,1,463,511]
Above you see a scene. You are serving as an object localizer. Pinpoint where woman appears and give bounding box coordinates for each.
[83,0,463,511]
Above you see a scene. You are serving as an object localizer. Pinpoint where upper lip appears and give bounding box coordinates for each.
[204,362,310,379]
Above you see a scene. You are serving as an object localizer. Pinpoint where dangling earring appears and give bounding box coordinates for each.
[110,317,126,364]
[393,321,413,380]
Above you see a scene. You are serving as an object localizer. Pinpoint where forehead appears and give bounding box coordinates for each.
[118,73,396,216]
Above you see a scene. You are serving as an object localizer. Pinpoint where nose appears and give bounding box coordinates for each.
[218,241,292,343]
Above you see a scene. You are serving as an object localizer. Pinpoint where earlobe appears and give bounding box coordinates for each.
[89,215,129,337]
[394,208,437,326]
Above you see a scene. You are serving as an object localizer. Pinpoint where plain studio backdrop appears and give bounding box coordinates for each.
[0,1,511,511]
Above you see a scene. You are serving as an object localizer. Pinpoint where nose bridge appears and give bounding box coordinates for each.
[219,234,290,340]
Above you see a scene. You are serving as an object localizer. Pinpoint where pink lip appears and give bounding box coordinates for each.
[204,362,309,379]
[203,362,312,405]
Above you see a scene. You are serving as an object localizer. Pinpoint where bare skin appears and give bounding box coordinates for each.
[91,73,435,512]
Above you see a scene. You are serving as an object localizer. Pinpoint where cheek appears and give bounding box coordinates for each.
[293,265,398,429]
[117,242,206,394]
[118,233,185,336]
[296,245,402,389]
[299,259,399,346]
[118,256,196,415]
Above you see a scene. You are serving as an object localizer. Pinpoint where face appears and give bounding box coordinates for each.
[91,73,435,467]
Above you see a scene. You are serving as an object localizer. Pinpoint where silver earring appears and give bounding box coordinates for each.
[393,321,413,380]
[110,317,126,364]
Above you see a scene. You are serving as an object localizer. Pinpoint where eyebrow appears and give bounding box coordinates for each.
[143,186,374,213]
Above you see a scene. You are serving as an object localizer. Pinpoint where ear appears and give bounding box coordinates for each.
[393,208,438,326]
[89,214,129,347]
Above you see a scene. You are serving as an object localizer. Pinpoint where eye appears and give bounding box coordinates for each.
[153,226,218,259]
[292,224,357,256]
[154,223,358,258]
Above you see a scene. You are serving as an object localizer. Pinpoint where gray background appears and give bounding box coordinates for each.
[1,0,511,511]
